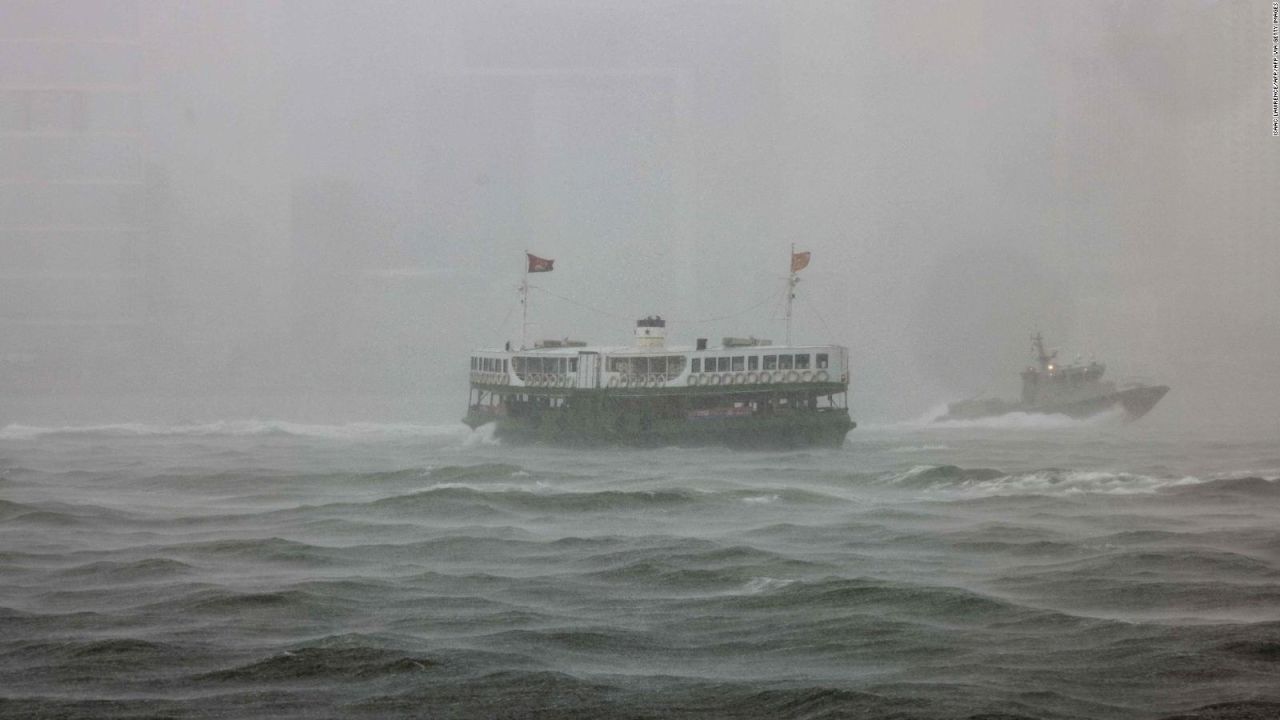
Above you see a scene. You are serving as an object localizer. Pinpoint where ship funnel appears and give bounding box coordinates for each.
[634,316,666,348]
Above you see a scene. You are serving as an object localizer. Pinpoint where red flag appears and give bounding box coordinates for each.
[791,251,811,273]
[526,253,555,273]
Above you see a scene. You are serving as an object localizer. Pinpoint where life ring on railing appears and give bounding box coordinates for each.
[733,372,745,385]
[707,374,720,386]
[800,370,813,382]
[786,370,801,383]
[608,376,619,388]
[687,374,699,386]
[746,371,758,384]
[720,373,732,385]
[814,370,830,383]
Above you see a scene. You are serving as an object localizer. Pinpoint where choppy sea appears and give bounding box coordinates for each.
[2,413,1279,719]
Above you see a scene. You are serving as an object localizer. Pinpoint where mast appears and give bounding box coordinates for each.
[520,252,529,350]
[785,242,799,345]
[1031,332,1056,370]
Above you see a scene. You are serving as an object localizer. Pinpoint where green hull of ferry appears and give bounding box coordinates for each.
[465,381,854,449]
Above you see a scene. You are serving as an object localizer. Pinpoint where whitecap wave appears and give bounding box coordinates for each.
[883,464,1205,496]
[862,404,1125,431]
[741,577,796,594]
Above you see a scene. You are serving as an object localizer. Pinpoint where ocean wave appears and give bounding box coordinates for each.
[883,465,1206,496]
[0,420,468,441]
[198,645,439,683]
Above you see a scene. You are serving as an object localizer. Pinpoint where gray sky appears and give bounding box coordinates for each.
[2,0,1277,431]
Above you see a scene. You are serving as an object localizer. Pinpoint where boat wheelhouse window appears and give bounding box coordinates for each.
[779,354,794,370]
[816,353,829,369]
[717,357,731,372]
[691,358,701,373]
[748,356,759,370]
[763,355,778,370]
[795,354,810,370]
[731,356,745,371]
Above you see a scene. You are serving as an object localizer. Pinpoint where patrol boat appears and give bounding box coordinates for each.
[938,333,1169,422]
[463,250,855,448]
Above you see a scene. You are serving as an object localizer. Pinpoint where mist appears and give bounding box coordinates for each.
[3,0,1277,435]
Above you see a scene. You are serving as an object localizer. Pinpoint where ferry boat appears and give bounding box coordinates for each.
[463,252,855,448]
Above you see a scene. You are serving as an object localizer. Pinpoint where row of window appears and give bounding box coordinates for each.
[476,353,832,376]
[471,357,508,373]
[513,356,577,375]
[691,353,828,374]
[607,356,686,376]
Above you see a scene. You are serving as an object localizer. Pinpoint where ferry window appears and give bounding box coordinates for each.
[609,358,623,373]
[570,358,578,372]
[666,357,685,376]
[748,356,759,370]
[503,359,508,373]
[779,354,794,370]
[731,356,745,371]
[816,353,829,369]
[763,355,777,370]
[691,358,701,373]
[795,354,810,370]
[717,357,731,372]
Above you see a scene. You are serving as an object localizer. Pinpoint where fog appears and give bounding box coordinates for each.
[2,0,1277,434]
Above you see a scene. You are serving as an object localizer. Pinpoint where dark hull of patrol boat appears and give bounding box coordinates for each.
[465,383,855,449]
[938,384,1170,423]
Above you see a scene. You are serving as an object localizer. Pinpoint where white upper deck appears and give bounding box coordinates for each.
[469,335,850,390]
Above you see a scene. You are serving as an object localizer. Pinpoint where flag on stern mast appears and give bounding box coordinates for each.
[791,251,811,273]
[527,253,555,273]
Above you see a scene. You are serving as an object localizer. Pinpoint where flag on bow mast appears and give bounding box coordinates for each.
[791,251,811,273]
[526,253,555,273]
